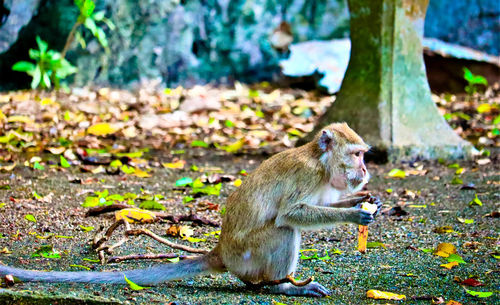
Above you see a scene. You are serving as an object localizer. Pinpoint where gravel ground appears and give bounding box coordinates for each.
[0,150,498,305]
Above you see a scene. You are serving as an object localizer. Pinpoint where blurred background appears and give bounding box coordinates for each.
[0,0,498,93]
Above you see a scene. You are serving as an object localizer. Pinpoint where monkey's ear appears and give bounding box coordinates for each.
[318,130,335,152]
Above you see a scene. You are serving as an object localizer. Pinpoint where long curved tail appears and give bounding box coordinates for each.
[0,253,221,285]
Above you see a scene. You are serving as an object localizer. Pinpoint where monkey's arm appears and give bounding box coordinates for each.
[326,196,365,208]
[276,203,373,229]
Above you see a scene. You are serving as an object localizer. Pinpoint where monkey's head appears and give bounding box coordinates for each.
[316,123,370,193]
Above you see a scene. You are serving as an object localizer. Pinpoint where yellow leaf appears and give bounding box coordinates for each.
[47,147,66,155]
[40,98,55,105]
[179,226,194,238]
[134,167,151,178]
[222,138,245,153]
[366,290,406,300]
[87,123,118,136]
[446,300,463,305]
[440,261,459,269]
[233,178,242,187]
[477,103,493,113]
[434,243,456,258]
[387,168,406,178]
[162,160,186,169]
[7,115,34,124]
[115,208,156,223]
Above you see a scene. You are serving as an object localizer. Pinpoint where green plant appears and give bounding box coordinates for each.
[12,36,77,89]
[64,0,115,57]
[11,0,114,90]
[463,67,488,95]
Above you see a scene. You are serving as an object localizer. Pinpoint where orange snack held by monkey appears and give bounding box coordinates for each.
[358,201,379,253]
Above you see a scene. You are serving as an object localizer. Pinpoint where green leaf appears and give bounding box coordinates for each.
[224,120,234,128]
[451,176,463,185]
[123,275,150,290]
[77,0,96,17]
[36,36,48,54]
[94,27,108,48]
[138,200,166,210]
[31,245,60,259]
[79,225,94,232]
[468,194,482,206]
[60,155,71,168]
[84,17,98,35]
[191,140,209,148]
[175,177,193,187]
[166,257,179,263]
[182,196,195,204]
[366,242,387,249]
[92,10,105,20]
[25,214,36,223]
[121,165,135,174]
[493,114,500,125]
[464,288,493,298]
[446,253,466,264]
[32,191,42,200]
[33,161,45,170]
[42,71,51,88]
[463,68,488,86]
[12,61,36,72]
[31,65,41,89]
[106,194,124,201]
[192,183,221,196]
[74,30,87,49]
[82,196,99,207]
[70,264,91,271]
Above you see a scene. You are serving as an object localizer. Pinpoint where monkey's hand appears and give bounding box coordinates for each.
[349,203,376,225]
[363,194,383,217]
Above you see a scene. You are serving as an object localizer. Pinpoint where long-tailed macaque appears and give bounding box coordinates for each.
[0,122,381,297]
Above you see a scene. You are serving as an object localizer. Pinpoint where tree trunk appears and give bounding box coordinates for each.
[298,0,475,161]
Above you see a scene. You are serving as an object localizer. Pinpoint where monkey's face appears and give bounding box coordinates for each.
[344,146,370,192]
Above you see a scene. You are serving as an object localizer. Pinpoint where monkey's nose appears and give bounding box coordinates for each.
[361,167,367,175]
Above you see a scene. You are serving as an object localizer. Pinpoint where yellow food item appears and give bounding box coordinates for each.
[361,201,377,214]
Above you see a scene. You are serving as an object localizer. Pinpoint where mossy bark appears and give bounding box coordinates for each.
[300,0,474,161]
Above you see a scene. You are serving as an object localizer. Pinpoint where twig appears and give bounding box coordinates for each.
[86,204,130,217]
[155,213,220,227]
[126,229,209,254]
[107,253,198,264]
[61,21,82,59]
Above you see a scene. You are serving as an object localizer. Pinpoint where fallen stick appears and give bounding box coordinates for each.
[126,228,209,254]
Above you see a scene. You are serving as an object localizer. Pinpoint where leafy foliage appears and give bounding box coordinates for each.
[12,37,77,89]
[463,67,488,95]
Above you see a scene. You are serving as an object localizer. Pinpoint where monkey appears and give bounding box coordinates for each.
[0,122,382,297]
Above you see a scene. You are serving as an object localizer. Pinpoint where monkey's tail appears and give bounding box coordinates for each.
[0,252,223,285]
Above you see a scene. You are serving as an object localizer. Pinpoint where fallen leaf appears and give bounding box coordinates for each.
[124,275,150,290]
[115,208,157,223]
[468,194,482,206]
[456,217,474,224]
[440,261,459,269]
[445,301,462,305]
[87,123,118,136]
[387,168,406,178]
[366,290,406,300]
[162,160,186,169]
[460,278,484,287]
[25,214,36,223]
[434,243,456,257]
[175,177,193,187]
[233,178,242,187]
[464,288,493,298]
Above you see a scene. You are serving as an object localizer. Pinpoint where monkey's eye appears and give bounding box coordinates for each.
[353,151,361,157]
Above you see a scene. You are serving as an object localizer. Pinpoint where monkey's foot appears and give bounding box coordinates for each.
[269,282,331,297]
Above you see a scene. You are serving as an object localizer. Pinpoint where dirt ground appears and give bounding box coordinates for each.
[0,149,498,305]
